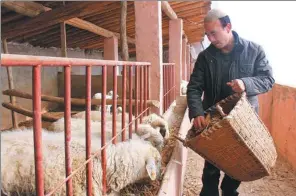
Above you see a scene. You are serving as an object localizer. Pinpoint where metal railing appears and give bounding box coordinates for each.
[163,63,176,112]
[1,54,151,196]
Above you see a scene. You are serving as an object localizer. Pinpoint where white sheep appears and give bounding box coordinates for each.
[93,92,102,112]
[1,129,161,196]
[142,113,170,139]
[93,91,120,115]
[181,80,188,95]
[72,109,134,124]
[47,117,164,152]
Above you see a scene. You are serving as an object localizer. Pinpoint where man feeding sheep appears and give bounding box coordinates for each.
[186,9,274,196]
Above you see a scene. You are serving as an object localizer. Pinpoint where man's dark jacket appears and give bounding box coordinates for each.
[187,31,275,120]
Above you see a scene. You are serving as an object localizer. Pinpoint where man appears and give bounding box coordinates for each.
[186,9,275,196]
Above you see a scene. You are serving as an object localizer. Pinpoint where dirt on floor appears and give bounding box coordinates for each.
[182,149,296,196]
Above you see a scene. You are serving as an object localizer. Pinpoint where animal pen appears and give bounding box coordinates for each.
[1,1,296,196]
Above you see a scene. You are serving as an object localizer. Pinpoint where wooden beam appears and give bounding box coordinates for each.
[60,22,67,57]
[2,39,18,128]
[2,102,59,122]
[161,1,186,36]
[161,1,178,20]
[120,1,129,61]
[2,1,135,44]
[2,89,160,108]
[2,2,112,39]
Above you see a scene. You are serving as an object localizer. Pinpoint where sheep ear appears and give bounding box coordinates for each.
[146,159,157,180]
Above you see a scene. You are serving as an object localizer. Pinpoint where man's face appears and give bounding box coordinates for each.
[204,19,231,49]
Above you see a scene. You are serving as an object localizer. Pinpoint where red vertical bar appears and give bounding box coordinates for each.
[112,66,117,144]
[143,66,147,117]
[174,65,176,101]
[122,65,127,141]
[139,66,143,123]
[135,66,139,132]
[85,65,92,196]
[101,65,107,195]
[64,65,73,196]
[170,65,172,106]
[129,65,133,139]
[147,65,150,115]
[32,65,44,196]
[163,65,165,112]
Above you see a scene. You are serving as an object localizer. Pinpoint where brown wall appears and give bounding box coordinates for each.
[259,84,296,169]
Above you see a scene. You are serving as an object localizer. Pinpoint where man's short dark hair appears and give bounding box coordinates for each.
[219,15,231,28]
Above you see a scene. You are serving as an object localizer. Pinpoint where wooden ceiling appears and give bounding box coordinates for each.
[1,1,211,56]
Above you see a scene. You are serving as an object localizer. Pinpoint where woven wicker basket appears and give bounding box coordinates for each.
[180,93,277,181]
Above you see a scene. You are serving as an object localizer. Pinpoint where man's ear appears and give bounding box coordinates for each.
[145,158,157,180]
[226,23,232,33]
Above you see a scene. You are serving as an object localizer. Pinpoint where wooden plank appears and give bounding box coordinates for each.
[2,1,135,44]
[2,102,59,122]
[2,39,18,128]
[2,2,112,39]
[2,89,160,108]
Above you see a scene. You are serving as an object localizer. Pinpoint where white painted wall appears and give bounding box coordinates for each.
[204,1,296,87]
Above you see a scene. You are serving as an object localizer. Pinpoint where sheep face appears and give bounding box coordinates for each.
[142,113,170,139]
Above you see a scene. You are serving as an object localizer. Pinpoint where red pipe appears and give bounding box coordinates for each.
[139,67,143,123]
[1,54,151,67]
[112,66,118,144]
[147,65,150,115]
[85,65,92,195]
[129,66,133,139]
[163,66,166,112]
[32,65,44,196]
[144,66,147,117]
[101,65,107,195]
[122,65,127,141]
[135,66,139,133]
[64,66,73,196]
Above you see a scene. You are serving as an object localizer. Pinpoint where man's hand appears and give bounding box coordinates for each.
[193,116,206,130]
[227,79,246,93]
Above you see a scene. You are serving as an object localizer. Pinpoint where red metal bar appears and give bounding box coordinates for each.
[101,65,107,195]
[174,66,176,101]
[168,66,170,109]
[170,65,173,107]
[147,65,150,115]
[139,66,143,123]
[129,65,133,139]
[143,66,147,117]
[112,66,118,144]
[32,65,44,196]
[135,66,139,133]
[122,65,127,141]
[1,54,151,67]
[163,66,165,112]
[85,65,92,196]
[165,66,168,111]
[64,65,73,196]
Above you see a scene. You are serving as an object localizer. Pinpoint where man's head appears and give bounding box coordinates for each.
[204,9,232,49]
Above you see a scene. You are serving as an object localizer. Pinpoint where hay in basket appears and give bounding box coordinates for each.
[175,92,277,181]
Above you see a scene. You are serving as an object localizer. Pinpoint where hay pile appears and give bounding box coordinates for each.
[120,114,184,195]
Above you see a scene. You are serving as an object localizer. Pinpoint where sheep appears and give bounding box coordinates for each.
[1,129,161,196]
[142,113,170,139]
[93,92,102,111]
[72,108,134,124]
[47,117,164,152]
[92,91,120,115]
[181,80,188,95]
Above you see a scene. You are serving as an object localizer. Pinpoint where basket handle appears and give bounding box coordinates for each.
[215,92,246,117]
